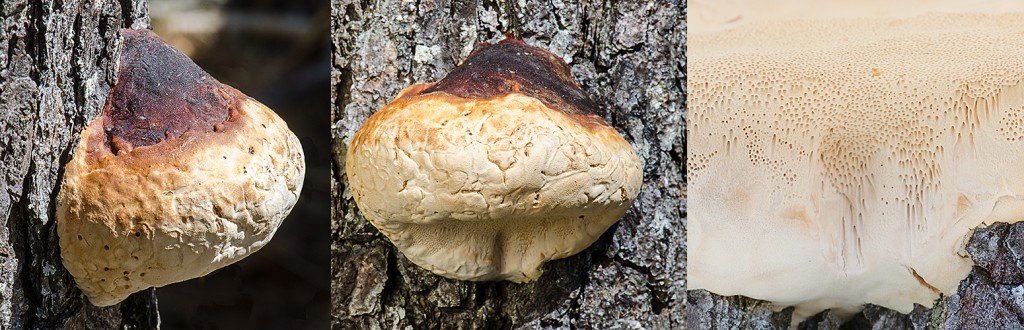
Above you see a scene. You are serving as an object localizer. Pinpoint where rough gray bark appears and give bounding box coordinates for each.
[0,1,158,329]
[332,0,685,328]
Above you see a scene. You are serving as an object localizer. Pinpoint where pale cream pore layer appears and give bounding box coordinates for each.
[688,12,1024,321]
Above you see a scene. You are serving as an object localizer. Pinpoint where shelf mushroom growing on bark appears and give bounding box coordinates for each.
[346,38,643,282]
[687,8,1024,325]
[56,29,305,306]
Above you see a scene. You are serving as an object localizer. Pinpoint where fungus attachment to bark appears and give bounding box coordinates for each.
[346,38,643,282]
[688,5,1024,324]
[56,29,305,306]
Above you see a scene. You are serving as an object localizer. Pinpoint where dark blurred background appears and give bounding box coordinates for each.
[149,0,330,329]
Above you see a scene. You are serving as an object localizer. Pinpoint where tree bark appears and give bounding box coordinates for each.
[0,0,158,329]
[331,0,685,328]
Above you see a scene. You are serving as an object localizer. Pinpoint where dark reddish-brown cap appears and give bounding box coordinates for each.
[102,29,240,155]
[419,38,606,126]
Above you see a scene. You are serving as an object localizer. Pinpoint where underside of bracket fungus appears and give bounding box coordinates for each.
[688,5,1024,324]
[346,38,642,282]
[56,29,304,306]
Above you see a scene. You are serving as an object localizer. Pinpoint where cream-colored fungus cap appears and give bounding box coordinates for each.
[688,4,1024,324]
[346,39,643,282]
[56,29,304,306]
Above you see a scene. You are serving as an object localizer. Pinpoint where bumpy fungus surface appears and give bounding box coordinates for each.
[57,29,305,306]
[347,39,643,282]
[687,11,1024,322]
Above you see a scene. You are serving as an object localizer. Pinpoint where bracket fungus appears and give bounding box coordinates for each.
[346,38,643,282]
[56,29,304,306]
[688,7,1024,323]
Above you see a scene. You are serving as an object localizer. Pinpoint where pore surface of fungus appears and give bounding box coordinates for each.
[56,29,305,306]
[687,10,1024,322]
[346,39,643,282]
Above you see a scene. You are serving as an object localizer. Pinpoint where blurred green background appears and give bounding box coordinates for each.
[149,0,330,329]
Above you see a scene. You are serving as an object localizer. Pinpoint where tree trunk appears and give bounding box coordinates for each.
[0,0,158,329]
[331,0,685,328]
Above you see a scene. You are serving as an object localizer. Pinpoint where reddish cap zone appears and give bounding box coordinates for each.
[422,38,604,121]
[102,29,238,154]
